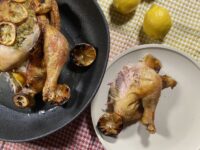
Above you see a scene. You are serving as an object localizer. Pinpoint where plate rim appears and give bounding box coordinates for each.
[107,44,200,69]
[91,44,200,149]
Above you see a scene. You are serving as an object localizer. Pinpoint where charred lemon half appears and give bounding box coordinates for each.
[97,113,123,136]
[0,22,16,46]
[70,43,97,67]
[7,2,28,24]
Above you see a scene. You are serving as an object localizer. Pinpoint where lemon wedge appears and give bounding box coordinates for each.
[11,72,26,87]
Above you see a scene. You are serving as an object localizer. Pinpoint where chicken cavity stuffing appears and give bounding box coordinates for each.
[97,54,177,136]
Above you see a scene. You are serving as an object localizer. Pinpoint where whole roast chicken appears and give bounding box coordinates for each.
[0,0,40,71]
[0,0,70,108]
[97,54,177,136]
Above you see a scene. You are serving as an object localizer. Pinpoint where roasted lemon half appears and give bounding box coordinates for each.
[7,2,28,24]
[71,43,97,67]
[0,1,28,24]
[0,22,16,46]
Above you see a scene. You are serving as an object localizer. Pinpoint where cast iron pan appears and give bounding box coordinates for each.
[0,0,109,142]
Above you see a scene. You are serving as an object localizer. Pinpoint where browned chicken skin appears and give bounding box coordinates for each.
[98,54,177,136]
[42,24,70,104]
[11,0,70,108]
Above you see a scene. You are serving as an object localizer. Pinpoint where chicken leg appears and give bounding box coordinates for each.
[43,24,70,104]
[140,54,177,133]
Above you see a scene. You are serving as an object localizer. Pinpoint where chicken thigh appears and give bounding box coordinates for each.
[98,54,177,136]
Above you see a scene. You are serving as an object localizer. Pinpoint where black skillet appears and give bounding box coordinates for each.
[0,0,109,141]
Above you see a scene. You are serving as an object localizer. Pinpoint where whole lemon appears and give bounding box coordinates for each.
[143,4,172,40]
[113,0,141,15]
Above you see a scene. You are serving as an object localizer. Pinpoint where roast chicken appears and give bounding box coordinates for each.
[0,0,40,71]
[0,0,70,108]
[97,54,177,136]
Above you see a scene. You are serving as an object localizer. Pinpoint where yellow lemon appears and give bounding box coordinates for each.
[0,22,16,46]
[11,72,25,87]
[143,4,172,40]
[113,0,141,15]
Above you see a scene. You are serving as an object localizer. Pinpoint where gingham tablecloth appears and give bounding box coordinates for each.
[1,0,200,149]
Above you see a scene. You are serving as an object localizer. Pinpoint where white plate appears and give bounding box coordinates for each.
[91,44,200,150]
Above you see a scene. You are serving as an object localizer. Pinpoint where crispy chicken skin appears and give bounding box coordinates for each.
[98,54,177,136]
[42,24,70,104]
[10,0,70,107]
[32,0,70,104]
[15,20,70,106]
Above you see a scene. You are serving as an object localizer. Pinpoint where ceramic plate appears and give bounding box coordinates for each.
[91,44,200,150]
